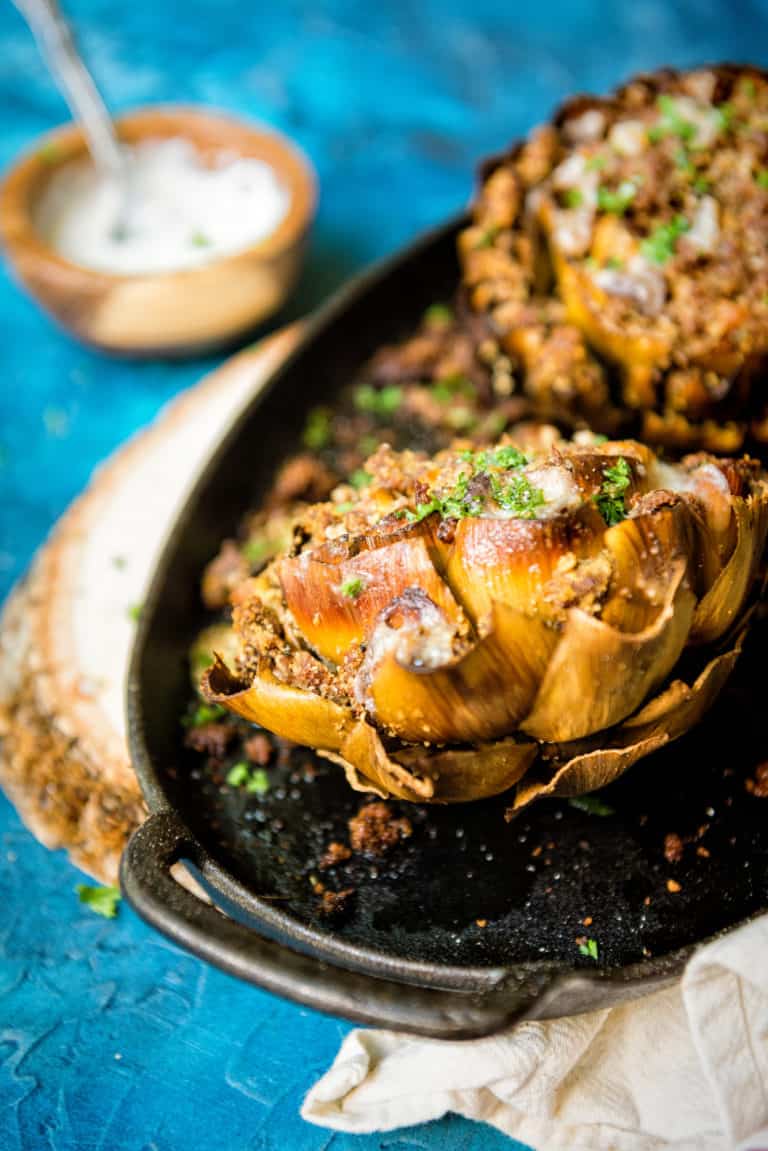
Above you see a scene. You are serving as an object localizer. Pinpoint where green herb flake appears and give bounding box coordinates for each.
[340,576,365,599]
[568,795,616,817]
[243,536,272,565]
[353,384,403,418]
[358,433,379,456]
[693,176,711,195]
[585,153,607,172]
[741,77,757,101]
[335,501,355,515]
[226,762,271,796]
[605,256,624,271]
[226,762,250,787]
[563,187,584,209]
[112,555,127,570]
[423,302,454,327]
[349,469,371,490]
[184,702,227,728]
[715,102,735,133]
[578,937,599,961]
[595,456,632,525]
[127,603,143,623]
[756,169,768,189]
[490,473,546,518]
[640,214,690,264]
[648,94,697,144]
[190,230,211,247]
[597,180,637,215]
[246,769,270,796]
[302,406,333,451]
[76,884,121,919]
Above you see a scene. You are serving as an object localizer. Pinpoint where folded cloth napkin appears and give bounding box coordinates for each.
[302,914,768,1151]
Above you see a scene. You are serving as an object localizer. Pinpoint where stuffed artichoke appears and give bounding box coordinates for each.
[461,65,768,452]
[202,430,768,807]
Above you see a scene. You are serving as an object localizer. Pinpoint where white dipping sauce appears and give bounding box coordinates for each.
[35,137,290,274]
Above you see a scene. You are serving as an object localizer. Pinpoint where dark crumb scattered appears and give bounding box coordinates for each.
[666,878,682,894]
[319,888,355,918]
[745,762,768,798]
[319,841,353,870]
[696,845,711,858]
[663,833,684,864]
[348,802,413,857]
[244,733,273,766]
[184,722,233,760]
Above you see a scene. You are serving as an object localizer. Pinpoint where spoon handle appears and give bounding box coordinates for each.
[13,0,125,178]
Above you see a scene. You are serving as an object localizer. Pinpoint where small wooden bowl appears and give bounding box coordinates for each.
[0,107,316,356]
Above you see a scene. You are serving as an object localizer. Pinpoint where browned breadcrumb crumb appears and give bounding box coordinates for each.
[582,916,593,927]
[243,733,273,766]
[348,802,412,857]
[666,879,682,893]
[319,841,353,870]
[476,918,488,928]
[319,888,355,917]
[184,722,233,760]
[745,762,768,798]
[664,833,684,864]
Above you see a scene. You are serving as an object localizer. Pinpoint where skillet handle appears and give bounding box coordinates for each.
[121,809,544,1039]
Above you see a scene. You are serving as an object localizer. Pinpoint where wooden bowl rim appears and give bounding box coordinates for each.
[0,104,317,285]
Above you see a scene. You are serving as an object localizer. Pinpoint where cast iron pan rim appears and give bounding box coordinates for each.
[125,210,758,1010]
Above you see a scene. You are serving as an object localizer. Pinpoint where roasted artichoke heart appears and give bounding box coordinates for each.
[203,432,768,806]
[461,65,768,451]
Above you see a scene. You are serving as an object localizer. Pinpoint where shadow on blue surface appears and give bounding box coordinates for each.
[0,0,766,1146]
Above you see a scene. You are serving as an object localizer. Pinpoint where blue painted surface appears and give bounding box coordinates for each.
[0,2,766,1147]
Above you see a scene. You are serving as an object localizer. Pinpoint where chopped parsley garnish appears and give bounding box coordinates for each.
[353,384,403,417]
[407,445,543,522]
[226,762,270,795]
[335,501,355,514]
[604,256,624,270]
[127,603,143,622]
[76,884,121,919]
[568,795,616,816]
[562,187,584,209]
[423,303,453,326]
[597,180,637,215]
[340,576,365,599]
[490,473,546,517]
[243,536,272,565]
[640,214,689,264]
[183,702,227,728]
[190,230,211,247]
[692,176,711,195]
[578,938,599,960]
[585,153,607,171]
[715,102,734,133]
[595,456,631,525]
[302,406,333,450]
[756,169,768,189]
[648,94,697,144]
[112,555,127,570]
[349,468,371,489]
[358,433,379,456]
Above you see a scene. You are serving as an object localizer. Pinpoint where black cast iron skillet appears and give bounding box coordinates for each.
[122,214,768,1039]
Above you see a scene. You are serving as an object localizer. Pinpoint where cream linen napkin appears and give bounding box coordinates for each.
[302,914,768,1151]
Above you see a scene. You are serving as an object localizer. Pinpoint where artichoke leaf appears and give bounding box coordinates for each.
[322,722,537,804]
[203,655,355,751]
[363,595,558,743]
[445,508,604,622]
[521,559,695,741]
[690,492,768,644]
[511,625,745,812]
[278,528,463,663]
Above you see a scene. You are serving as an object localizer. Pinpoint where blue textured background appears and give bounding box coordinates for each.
[1,3,766,1148]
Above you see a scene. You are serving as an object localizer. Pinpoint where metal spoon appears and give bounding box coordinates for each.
[12,0,132,239]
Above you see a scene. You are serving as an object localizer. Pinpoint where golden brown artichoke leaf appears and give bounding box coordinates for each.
[511,625,745,812]
[277,526,462,663]
[361,590,558,743]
